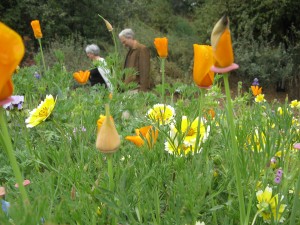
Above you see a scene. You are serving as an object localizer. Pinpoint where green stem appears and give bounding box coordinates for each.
[38,38,47,75]
[289,174,300,225]
[194,88,204,152]
[107,153,114,192]
[161,58,166,103]
[223,73,246,223]
[0,108,29,205]
[251,208,264,225]
[106,153,116,224]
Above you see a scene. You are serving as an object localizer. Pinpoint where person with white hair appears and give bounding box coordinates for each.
[119,28,151,92]
[85,44,113,92]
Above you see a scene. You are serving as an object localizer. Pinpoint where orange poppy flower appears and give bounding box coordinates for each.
[30,20,43,39]
[211,16,234,68]
[193,45,215,88]
[73,70,90,84]
[0,22,25,102]
[251,86,262,96]
[125,126,158,148]
[154,37,168,58]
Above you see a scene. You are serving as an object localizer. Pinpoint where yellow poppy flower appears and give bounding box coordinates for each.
[25,95,56,128]
[97,115,113,131]
[193,45,214,88]
[147,104,175,125]
[0,22,25,102]
[290,100,300,109]
[255,94,266,103]
[256,186,286,223]
[30,20,43,39]
[154,37,168,58]
[165,116,210,156]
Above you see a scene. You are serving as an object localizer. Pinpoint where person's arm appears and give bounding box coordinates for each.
[138,47,150,91]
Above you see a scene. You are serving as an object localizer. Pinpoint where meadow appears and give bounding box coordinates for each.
[1,18,300,225]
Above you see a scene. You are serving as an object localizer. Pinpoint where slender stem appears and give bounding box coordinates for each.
[194,88,204,152]
[38,38,47,75]
[107,153,114,192]
[161,58,166,103]
[0,108,29,205]
[223,73,246,223]
[289,174,300,225]
[251,209,264,225]
[106,153,116,225]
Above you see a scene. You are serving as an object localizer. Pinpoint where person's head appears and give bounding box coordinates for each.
[85,44,100,60]
[119,28,135,48]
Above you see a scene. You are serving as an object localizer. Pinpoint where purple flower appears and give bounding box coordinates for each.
[274,176,281,184]
[276,169,283,177]
[252,78,259,86]
[34,71,41,79]
[3,95,24,110]
[270,157,277,164]
[81,126,86,132]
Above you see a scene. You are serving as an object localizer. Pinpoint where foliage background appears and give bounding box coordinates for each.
[1,0,300,96]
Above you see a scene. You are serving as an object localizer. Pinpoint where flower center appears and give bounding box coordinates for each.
[39,107,49,117]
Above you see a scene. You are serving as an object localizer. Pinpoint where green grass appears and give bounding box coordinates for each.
[0,44,300,225]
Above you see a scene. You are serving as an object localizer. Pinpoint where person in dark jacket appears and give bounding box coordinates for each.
[119,29,150,92]
[85,44,113,92]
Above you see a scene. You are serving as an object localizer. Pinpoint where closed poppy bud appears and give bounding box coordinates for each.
[154,37,168,58]
[0,22,25,102]
[98,15,113,32]
[30,20,43,39]
[104,19,113,32]
[193,44,214,88]
[96,104,120,154]
[211,16,234,68]
[73,70,90,84]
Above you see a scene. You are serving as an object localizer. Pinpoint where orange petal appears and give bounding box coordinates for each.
[251,86,262,96]
[30,20,43,38]
[125,136,144,147]
[154,37,168,58]
[138,126,152,137]
[193,45,214,87]
[73,70,90,84]
[211,16,234,68]
[0,22,25,101]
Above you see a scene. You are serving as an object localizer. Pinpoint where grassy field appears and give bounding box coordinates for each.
[1,53,300,225]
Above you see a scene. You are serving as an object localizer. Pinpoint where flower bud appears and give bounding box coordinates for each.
[96,104,120,153]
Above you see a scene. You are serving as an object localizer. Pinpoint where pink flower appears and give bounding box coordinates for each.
[15,179,31,188]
